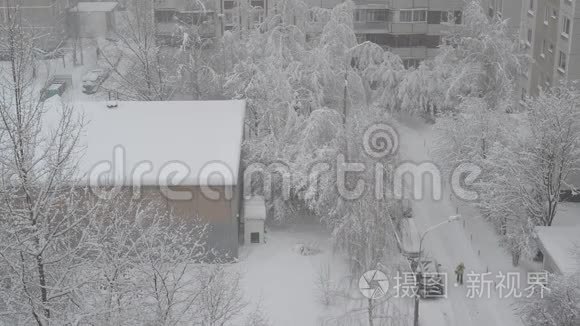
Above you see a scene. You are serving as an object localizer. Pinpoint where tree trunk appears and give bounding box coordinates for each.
[512,249,520,267]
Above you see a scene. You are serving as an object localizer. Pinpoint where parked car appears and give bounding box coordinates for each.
[413,259,445,298]
[40,75,72,101]
[82,68,109,94]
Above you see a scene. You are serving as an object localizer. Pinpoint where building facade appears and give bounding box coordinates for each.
[351,0,464,68]
[153,0,464,67]
[512,0,580,98]
[0,0,74,50]
[482,0,523,32]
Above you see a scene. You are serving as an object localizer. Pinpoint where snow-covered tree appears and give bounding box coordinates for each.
[520,84,580,226]
[436,0,526,112]
[194,265,247,326]
[0,18,91,325]
[518,269,580,326]
[72,191,213,325]
[104,0,179,100]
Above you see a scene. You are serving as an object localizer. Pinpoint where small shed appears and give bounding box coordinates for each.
[243,196,266,244]
[535,226,580,275]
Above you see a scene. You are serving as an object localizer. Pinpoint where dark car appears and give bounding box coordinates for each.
[412,259,446,298]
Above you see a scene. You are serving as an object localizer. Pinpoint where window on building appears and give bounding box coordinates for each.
[354,9,365,22]
[529,0,534,12]
[562,16,571,36]
[521,88,527,101]
[544,6,550,24]
[548,42,554,53]
[403,58,421,69]
[252,11,264,24]
[558,51,567,71]
[552,9,558,19]
[251,0,264,7]
[400,10,412,22]
[413,10,427,22]
[427,11,441,24]
[224,0,235,9]
[368,9,388,22]
[496,0,503,15]
[440,11,454,23]
[250,232,260,243]
[224,12,234,25]
[527,29,532,44]
[541,39,546,56]
[454,11,462,24]
[155,10,175,23]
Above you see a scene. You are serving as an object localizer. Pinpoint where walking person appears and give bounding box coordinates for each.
[455,262,465,286]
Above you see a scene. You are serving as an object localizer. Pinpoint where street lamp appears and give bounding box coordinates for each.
[413,215,461,326]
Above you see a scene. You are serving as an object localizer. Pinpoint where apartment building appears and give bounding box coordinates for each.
[511,0,580,98]
[154,0,221,43]
[0,0,73,49]
[351,0,464,68]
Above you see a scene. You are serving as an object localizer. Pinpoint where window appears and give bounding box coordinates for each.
[544,6,550,24]
[541,39,546,57]
[529,0,534,11]
[354,9,365,22]
[224,12,234,25]
[552,9,558,19]
[427,11,441,24]
[496,0,503,15]
[558,51,567,71]
[548,42,554,53]
[521,88,527,101]
[403,58,421,69]
[368,9,388,22]
[527,28,532,44]
[400,10,412,22]
[440,11,453,23]
[562,16,571,36]
[224,0,235,9]
[250,232,260,243]
[454,11,462,24]
[400,9,426,22]
[413,10,427,22]
[252,11,264,24]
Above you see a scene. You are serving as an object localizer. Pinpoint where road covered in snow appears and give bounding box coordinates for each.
[396,117,529,326]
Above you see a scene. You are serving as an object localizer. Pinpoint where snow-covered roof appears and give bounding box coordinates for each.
[71,2,118,12]
[244,196,266,220]
[536,226,580,275]
[44,99,245,186]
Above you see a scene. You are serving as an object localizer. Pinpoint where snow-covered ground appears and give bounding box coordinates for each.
[234,222,348,326]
